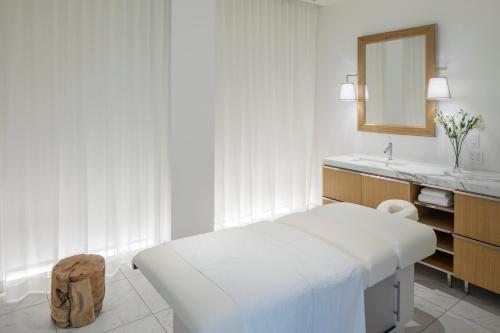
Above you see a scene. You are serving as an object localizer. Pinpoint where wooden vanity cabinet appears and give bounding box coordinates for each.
[322,167,417,207]
[361,174,418,208]
[455,193,500,246]
[323,167,362,204]
[454,192,500,293]
[454,236,500,294]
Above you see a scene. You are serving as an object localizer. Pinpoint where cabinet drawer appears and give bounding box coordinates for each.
[361,175,415,209]
[454,236,500,294]
[322,197,340,205]
[322,167,362,204]
[455,193,500,246]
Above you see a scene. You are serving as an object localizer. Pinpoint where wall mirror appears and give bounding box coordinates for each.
[358,24,436,136]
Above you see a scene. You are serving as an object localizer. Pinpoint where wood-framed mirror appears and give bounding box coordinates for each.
[357,24,437,136]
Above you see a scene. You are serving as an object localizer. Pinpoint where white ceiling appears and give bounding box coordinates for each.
[300,0,348,6]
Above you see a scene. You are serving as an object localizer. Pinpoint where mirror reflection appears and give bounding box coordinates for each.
[365,35,426,127]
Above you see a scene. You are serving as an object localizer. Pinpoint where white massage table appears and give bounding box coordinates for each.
[133,203,436,333]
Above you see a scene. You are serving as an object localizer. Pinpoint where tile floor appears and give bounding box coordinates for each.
[0,264,498,333]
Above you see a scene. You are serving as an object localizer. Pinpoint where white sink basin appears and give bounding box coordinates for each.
[352,156,407,166]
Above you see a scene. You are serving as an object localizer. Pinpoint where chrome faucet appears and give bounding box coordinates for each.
[384,137,393,161]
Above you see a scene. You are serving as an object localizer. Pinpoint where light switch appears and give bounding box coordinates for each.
[468,134,480,149]
[468,150,483,164]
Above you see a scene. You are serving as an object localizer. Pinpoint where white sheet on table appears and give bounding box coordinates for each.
[168,221,366,333]
[275,211,398,287]
[305,203,436,270]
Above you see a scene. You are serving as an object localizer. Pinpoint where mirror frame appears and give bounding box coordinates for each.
[357,24,437,137]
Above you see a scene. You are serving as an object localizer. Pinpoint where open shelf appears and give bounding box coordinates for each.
[420,251,453,273]
[415,194,456,278]
[435,230,454,254]
[414,200,454,214]
[418,207,454,233]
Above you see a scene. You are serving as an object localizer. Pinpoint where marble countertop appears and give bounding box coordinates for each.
[324,154,500,198]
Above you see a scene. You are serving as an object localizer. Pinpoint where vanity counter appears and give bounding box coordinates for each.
[324,154,500,198]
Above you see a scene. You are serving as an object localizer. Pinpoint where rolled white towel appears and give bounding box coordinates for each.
[420,187,453,199]
[418,193,453,207]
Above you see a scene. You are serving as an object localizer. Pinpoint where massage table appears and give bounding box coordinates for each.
[133,203,436,333]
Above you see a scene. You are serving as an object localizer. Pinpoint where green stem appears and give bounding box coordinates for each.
[457,134,468,168]
[453,132,469,170]
[447,136,458,168]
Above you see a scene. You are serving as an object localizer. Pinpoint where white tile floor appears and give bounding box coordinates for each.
[405,265,500,333]
[0,264,498,333]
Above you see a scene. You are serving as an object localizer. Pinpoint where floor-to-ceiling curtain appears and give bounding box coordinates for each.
[0,0,170,300]
[215,0,318,229]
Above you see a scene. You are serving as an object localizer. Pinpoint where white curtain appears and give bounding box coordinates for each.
[0,0,170,300]
[365,43,386,124]
[215,0,318,229]
[402,36,426,126]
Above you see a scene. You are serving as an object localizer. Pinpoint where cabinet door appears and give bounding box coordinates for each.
[455,193,500,246]
[323,167,362,204]
[361,174,415,208]
[454,236,500,294]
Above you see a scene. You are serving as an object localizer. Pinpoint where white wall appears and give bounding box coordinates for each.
[315,0,500,181]
[170,0,215,239]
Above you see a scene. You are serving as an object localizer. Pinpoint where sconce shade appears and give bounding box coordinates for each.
[427,77,451,100]
[339,83,357,101]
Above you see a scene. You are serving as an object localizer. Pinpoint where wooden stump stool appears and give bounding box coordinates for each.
[50,254,105,328]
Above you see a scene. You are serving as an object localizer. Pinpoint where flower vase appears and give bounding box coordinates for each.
[452,152,463,174]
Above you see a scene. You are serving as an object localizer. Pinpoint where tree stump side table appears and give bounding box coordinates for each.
[50,254,105,328]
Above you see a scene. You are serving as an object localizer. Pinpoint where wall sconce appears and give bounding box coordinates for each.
[339,75,357,101]
[339,74,369,102]
[427,67,451,100]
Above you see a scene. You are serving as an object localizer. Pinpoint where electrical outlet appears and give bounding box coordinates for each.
[468,134,480,149]
[468,150,484,164]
